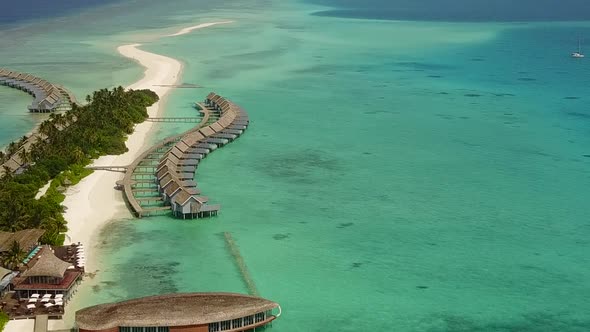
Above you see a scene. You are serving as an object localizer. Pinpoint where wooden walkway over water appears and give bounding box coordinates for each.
[120,92,249,219]
[146,117,202,123]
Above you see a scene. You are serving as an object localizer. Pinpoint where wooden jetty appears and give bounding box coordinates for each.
[146,117,202,123]
[121,92,249,219]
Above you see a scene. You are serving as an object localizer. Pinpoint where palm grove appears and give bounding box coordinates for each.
[0,87,158,249]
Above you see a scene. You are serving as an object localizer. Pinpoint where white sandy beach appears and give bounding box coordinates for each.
[6,21,232,332]
[166,21,233,37]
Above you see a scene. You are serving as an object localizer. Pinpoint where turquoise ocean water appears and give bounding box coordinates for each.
[1,0,590,330]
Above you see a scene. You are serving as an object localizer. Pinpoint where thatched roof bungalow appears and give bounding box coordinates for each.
[12,245,81,300]
[75,292,281,332]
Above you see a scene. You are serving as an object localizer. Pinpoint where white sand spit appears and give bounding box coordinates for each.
[166,21,233,37]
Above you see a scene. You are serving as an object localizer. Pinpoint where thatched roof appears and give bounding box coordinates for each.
[0,229,45,253]
[21,245,70,278]
[75,292,279,330]
[0,266,13,280]
[164,182,181,197]
[172,189,192,206]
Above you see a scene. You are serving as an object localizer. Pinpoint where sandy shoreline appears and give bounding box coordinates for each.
[6,20,233,332]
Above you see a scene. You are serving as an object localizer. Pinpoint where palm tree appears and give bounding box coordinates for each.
[6,142,18,158]
[18,148,30,165]
[2,240,26,270]
[1,165,13,181]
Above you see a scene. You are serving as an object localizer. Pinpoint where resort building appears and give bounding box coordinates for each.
[11,245,82,301]
[0,229,45,255]
[75,292,281,332]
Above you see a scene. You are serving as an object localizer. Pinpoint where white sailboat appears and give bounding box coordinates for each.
[571,38,585,58]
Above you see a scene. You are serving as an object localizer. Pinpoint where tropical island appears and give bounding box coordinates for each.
[0,87,158,244]
[0,86,158,327]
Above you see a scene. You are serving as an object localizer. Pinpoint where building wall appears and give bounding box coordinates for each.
[79,328,119,332]
[170,325,208,332]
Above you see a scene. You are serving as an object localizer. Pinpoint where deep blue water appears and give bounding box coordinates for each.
[310,0,590,21]
[0,0,124,25]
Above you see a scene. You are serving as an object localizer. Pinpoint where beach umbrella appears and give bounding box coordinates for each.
[44,303,54,308]
[41,298,50,303]
[26,304,36,309]
[55,294,64,299]
[42,294,52,298]
[55,301,63,306]
[31,294,40,298]
[28,298,37,303]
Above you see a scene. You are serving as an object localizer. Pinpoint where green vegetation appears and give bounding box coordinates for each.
[0,311,8,331]
[0,87,158,245]
[1,241,26,270]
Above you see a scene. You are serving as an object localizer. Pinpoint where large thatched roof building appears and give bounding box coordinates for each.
[12,245,81,301]
[76,292,281,332]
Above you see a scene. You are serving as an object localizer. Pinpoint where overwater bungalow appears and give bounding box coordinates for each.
[76,292,280,332]
[171,189,219,219]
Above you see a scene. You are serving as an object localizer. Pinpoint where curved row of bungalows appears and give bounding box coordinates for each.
[154,93,249,219]
[0,68,70,112]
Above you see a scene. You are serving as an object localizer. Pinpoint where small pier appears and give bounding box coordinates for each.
[121,92,249,219]
[87,165,128,173]
[146,117,202,123]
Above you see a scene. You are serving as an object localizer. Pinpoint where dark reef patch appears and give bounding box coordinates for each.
[351,262,363,268]
[564,96,580,100]
[417,312,590,331]
[416,285,429,289]
[427,75,442,78]
[260,149,342,184]
[337,222,354,229]
[518,77,537,82]
[273,233,291,240]
[394,61,455,71]
[464,93,481,97]
[566,111,590,119]
[493,93,515,97]
[583,154,590,158]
